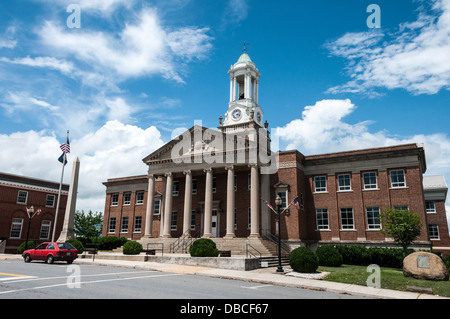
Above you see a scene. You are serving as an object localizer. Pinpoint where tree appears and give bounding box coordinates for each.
[74,210,103,238]
[379,207,422,256]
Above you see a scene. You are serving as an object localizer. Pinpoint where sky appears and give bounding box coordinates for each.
[0,0,449,227]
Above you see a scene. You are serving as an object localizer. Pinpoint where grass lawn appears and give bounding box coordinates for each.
[318,264,450,298]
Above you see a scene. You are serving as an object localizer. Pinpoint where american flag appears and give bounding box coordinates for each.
[60,137,70,154]
[290,197,300,210]
[262,199,277,213]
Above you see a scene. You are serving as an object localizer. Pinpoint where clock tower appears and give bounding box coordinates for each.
[219,52,264,132]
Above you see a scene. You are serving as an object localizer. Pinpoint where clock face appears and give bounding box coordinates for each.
[232,109,242,120]
[256,112,261,123]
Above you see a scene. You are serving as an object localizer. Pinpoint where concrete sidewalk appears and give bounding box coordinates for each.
[2,253,448,299]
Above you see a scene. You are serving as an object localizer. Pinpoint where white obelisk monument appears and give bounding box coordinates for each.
[58,157,80,242]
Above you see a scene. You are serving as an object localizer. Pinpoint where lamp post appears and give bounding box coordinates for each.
[24,205,35,252]
[275,195,284,273]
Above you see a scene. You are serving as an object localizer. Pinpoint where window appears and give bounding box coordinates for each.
[121,217,129,233]
[39,220,52,239]
[10,218,23,238]
[234,175,237,191]
[394,205,408,211]
[47,243,55,250]
[316,209,329,230]
[192,179,197,195]
[111,194,119,206]
[154,200,160,215]
[108,218,116,233]
[363,172,377,189]
[234,208,237,230]
[212,177,217,193]
[136,192,144,205]
[428,224,439,240]
[366,207,381,229]
[171,212,177,231]
[248,174,251,190]
[123,193,131,205]
[248,207,251,229]
[172,182,179,196]
[191,210,196,230]
[45,194,56,207]
[134,216,142,233]
[338,174,351,191]
[17,190,28,204]
[425,201,436,213]
[390,170,406,188]
[314,176,327,192]
[340,208,354,230]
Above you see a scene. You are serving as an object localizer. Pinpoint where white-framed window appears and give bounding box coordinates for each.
[108,217,116,233]
[394,205,408,211]
[121,217,128,233]
[45,194,56,207]
[192,179,197,195]
[39,220,52,239]
[248,207,251,229]
[425,201,436,213]
[171,211,177,231]
[136,192,144,205]
[277,191,287,209]
[366,207,381,229]
[154,200,160,215]
[340,208,354,230]
[111,194,119,206]
[338,174,351,191]
[390,170,406,188]
[314,176,327,192]
[363,172,378,189]
[123,192,131,206]
[172,181,179,196]
[428,224,439,240]
[134,216,142,233]
[316,209,329,230]
[17,190,28,204]
[191,210,196,230]
[10,218,23,239]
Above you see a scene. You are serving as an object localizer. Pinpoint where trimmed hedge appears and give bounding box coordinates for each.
[289,247,319,273]
[316,245,342,267]
[66,239,84,254]
[335,245,413,268]
[189,238,219,257]
[123,241,143,255]
[77,236,128,250]
[17,241,39,254]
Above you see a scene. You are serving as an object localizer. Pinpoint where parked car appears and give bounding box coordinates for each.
[23,242,78,264]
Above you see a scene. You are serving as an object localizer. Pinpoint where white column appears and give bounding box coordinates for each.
[183,170,192,236]
[162,172,173,238]
[203,168,213,238]
[245,73,251,99]
[249,164,260,237]
[225,166,235,238]
[229,76,234,102]
[144,174,155,238]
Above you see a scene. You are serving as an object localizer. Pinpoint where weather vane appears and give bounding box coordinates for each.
[241,42,250,53]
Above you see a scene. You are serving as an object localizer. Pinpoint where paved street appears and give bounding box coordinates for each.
[0,259,361,300]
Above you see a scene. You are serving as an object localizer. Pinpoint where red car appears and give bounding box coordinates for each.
[23,242,78,264]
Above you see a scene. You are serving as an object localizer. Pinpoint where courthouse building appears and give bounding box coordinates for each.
[102,53,450,256]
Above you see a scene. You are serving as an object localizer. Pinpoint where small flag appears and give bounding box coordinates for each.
[36,208,42,216]
[58,152,67,165]
[291,197,300,210]
[26,207,30,219]
[262,199,277,214]
[60,137,70,154]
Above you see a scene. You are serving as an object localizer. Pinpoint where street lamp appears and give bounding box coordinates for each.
[24,205,41,252]
[275,195,284,273]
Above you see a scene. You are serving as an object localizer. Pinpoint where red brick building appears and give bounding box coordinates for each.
[0,172,69,253]
[102,53,450,256]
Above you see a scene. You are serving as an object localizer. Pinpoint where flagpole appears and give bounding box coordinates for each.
[52,130,69,242]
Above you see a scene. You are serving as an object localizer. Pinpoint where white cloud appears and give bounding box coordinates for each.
[0,121,164,213]
[222,0,250,26]
[0,56,74,74]
[37,8,213,84]
[326,0,450,95]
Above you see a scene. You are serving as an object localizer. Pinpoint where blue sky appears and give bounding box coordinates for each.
[0,0,449,219]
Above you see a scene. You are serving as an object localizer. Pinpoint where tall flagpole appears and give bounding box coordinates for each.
[52,130,69,242]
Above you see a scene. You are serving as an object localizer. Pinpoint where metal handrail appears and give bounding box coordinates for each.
[246,243,261,258]
[261,230,290,255]
[147,242,164,256]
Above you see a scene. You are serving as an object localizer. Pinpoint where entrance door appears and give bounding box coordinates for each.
[211,210,218,238]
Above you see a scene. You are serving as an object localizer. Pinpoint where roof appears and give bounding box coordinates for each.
[423,175,448,190]
[237,53,252,63]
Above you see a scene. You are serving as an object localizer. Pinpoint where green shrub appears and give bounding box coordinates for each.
[334,245,413,268]
[17,241,39,254]
[84,236,127,250]
[289,247,319,273]
[189,238,219,257]
[66,239,84,254]
[316,245,343,267]
[122,241,142,255]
